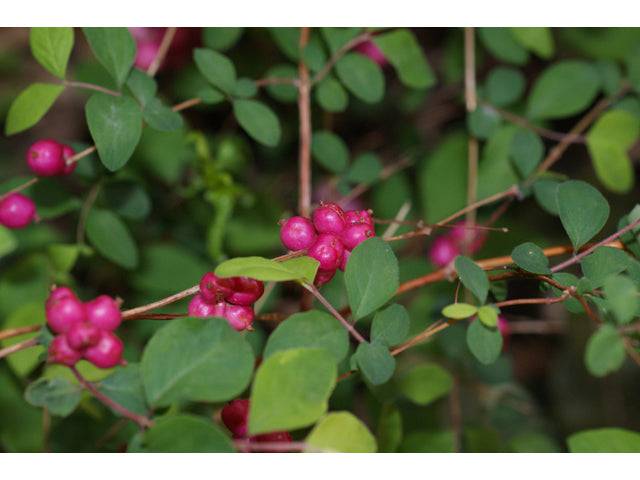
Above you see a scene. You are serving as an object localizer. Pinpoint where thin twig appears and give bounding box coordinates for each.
[64,80,121,97]
[66,145,97,166]
[70,366,153,429]
[382,201,412,239]
[255,77,299,88]
[340,156,413,206]
[147,27,177,77]
[234,439,309,452]
[297,27,312,217]
[306,284,365,343]
[311,31,372,86]
[0,324,40,341]
[436,185,520,228]
[0,338,38,360]
[464,27,478,256]
[172,97,202,112]
[76,182,102,245]
[0,177,39,201]
[121,285,200,319]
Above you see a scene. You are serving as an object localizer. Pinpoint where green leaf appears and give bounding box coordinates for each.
[511,242,551,274]
[141,318,254,408]
[527,61,600,120]
[468,106,502,140]
[103,180,151,221]
[466,320,502,365]
[347,153,382,184]
[202,27,244,52]
[398,363,453,406]
[5,83,64,135]
[82,27,135,88]
[370,303,410,347]
[568,428,640,453]
[478,28,528,65]
[263,310,349,363]
[477,125,520,199]
[86,208,139,269]
[400,430,455,453]
[311,130,349,173]
[377,404,402,452]
[306,412,377,453]
[316,76,348,112]
[263,64,297,103]
[335,53,385,104]
[556,180,610,250]
[345,237,399,320]
[193,48,236,93]
[0,225,18,259]
[143,415,235,452]
[477,305,499,328]
[98,364,148,416]
[85,93,143,171]
[510,128,544,178]
[354,341,396,386]
[24,377,81,417]
[454,256,489,303]
[442,303,478,320]
[580,246,631,288]
[374,28,435,89]
[586,110,640,193]
[419,132,468,223]
[604,275,638,325]
[533,178,561,215]
[143,98,183,132]
[29,27,74,79]
[232,99,281,147]
[585,324,626,377]
[198,86,225,105]
[279,256,320,284]
[126,68,157,107]
[485,66,526,107]
[216,255,317,282]
[249,348,337,435]
[47,243,81,272]
[510,27,554,59]
[234,78,257,99]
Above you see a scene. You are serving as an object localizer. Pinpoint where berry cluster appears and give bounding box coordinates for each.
[46,287,124,369]
[189,273,265,331]
[129,28,198,71]
[26,139,76,177]
[221,399,292,450]
[428,222,486,267]
[280,202,376,286]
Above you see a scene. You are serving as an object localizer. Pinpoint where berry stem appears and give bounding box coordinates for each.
[66,145,97,166]
[297,27,312,217]
[64,80,121,97]
[69,366,154,429]
[0,324,40,341]
[463,27,479,256]
[234,439,309,452]
[0,338,38,360]
[121,285,200,319]
[146,27,177,77]
[340,155,413,206]
[0,177,39,201]
[306,284,366,343]
[172,97,202,112]
[255,77,299,88]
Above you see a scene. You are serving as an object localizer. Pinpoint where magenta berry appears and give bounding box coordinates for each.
[314,269,336,286]
[46,295,85,334]
[449,222,486,254]
[48,334,82,366]
[312,202,346,234]
[26,139,65,176]
[339,249,351,271]
[224,304,255,331]
[227,277,265,306]
[135,41,160,70]
[221,399,249,438]
[308,235,343,271]
[61,144,77,175]
[253,431,293,443]
[199,272,235,303]
[83,331,124,369]
[46,286,76,306]
[67,322,101,350]
[428,235,460,268]
[280,216,317,251]
[355,40,387,66]
[344,209,373,227]
[341,224,375,250]
[0,193,36,229]
[188,294,219,317]
[85,295,122,331]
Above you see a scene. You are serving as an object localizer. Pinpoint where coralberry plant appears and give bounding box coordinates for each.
[2,26,640,454]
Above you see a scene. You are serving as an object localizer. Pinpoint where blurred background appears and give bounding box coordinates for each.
[2,27,640,452]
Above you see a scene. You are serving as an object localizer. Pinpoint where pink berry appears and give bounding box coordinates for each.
[253,431,293,443]
[227,277,265,306]
[48,334,82,366]
[449,223,486,254]
[497,315,509,337]
[308,234,344,271]
[135,41,160,70]
[188,294,219,317]
[61,144,77,175]
[85,295,122,331]
[355,40,387,66]
[339,250,351,271]
[344,209,373,227]
[26,139,65,176]
[66,322,101,350]
[221,399,249,438]
[312,203,346,234]
[280,216,317,251]
[0,193,36,229]
[46,286,76,306]
[199,272,235,303]
[224,304,255,331]
[341,224,375,251]
[83,331,124,369]
[46,295,85,334]
[314,269,336,286]
[428,235,460,268]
